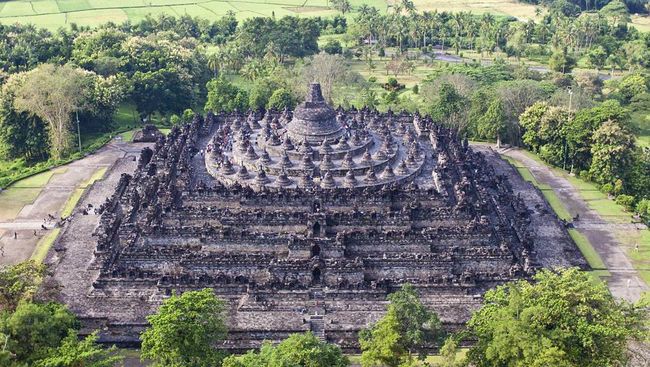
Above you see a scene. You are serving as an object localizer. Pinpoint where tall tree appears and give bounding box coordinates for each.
[359,284,443,367]
[13,64,91,159]
[589,118,636,185]
[140,288,228,367]
[467,268,645,367]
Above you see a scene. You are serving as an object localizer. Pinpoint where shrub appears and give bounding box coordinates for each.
[412,84,419,94]
[635,199,650,220]
[601,183,614,194]
[368,76,377,83]
[578,170,591,181]
[613,179,624,196]
[322,39,342,55]
[615,194,635,211]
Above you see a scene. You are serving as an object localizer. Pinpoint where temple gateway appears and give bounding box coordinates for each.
[48,83,586,350]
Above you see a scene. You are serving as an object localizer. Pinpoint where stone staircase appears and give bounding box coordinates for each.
[309,287,326,341]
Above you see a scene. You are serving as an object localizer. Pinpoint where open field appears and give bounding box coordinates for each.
[0,0,648,32]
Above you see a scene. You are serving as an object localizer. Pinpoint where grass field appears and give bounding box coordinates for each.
[0,166,67,220]
[0,0,647,32]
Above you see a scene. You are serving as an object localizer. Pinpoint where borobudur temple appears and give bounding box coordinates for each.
[47,83,586,350]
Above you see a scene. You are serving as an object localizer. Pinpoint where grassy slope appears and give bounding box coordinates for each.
[0,167,67,220]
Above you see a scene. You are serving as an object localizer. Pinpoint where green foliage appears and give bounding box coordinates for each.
[0,260,47,311]
[0,75,49,162]
[322,39,343,55]
[436,336,464,367]
[467,268,644,367]
[0,302,79,365]
[249,79,276,110]
[140,288,228,367]
[34,330,123,367]
[476,98,506,142]
[13,64,93,160]
[205,77,249,113]
[359,284,443,367]
[267,88,296,110]
[600,0,631,24]
[587,46,607,70]
[615,194,636,211]
[429,82,466,127]
[223,332,349,367]
[589,119,636,185]
[549,48,576,74]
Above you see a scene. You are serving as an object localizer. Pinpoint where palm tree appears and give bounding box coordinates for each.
[207,51,221,78]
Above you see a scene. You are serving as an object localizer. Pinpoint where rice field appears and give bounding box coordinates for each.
[1,0,647,32]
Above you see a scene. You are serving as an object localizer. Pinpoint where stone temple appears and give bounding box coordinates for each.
[48,83,586,350]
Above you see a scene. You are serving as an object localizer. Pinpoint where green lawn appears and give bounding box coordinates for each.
[0,167,67,220]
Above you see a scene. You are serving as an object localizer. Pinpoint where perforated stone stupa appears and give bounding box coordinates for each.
[48,83,586,350]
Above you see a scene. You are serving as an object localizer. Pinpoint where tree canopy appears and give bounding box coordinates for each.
[467,268,645,367]
[223,332,349,367]
[359,283,443,367]
[140,288,228,367]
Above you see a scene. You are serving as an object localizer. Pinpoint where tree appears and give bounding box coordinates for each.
[0,302,79,365]
[0,73,49,161]
[600,0,631,25]
[249,78,279,110]
[331,0,352,14]
[303,52,348,103]
[359,284,443,367]
[267,88,296,110]
[35,330,123,367]
[477,98,506,146]
[13,64,91,159]
[437,336,464,367]
[140,288,228,367]
[222,332,349,367]
[205,77,249,113]
[589,119,636,185]
[549,48,576,74]
[467,268,644,367]
[587,45,607,70]
[429,82,468,130]
[322,39,343,55]
[0,260,47,311]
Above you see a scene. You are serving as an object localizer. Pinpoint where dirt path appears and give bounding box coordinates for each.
[0,140,145,265]
[499,147,648,302]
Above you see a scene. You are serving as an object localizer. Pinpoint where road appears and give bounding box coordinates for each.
[498,147,648,302]
[0,139,144,265]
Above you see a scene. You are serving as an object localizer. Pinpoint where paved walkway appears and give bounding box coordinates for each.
[498,147,648,302]
[0,140,145,265]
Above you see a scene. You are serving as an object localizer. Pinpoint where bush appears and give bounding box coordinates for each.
[378,47,385,57]
[578,170,591,181]
[342,48,353,59]
[613,179,624,196]
[368,76,377,83]
[322,39,342,55]
[601,183,614,194]
[635,199,650,221]
[615,194,636,211]
[412,84,419,94]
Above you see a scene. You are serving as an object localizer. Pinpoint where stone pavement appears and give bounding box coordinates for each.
[0,140,147,265]
[496,146,648,302]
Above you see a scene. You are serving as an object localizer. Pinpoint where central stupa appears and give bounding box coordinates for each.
[285,83,345,144]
